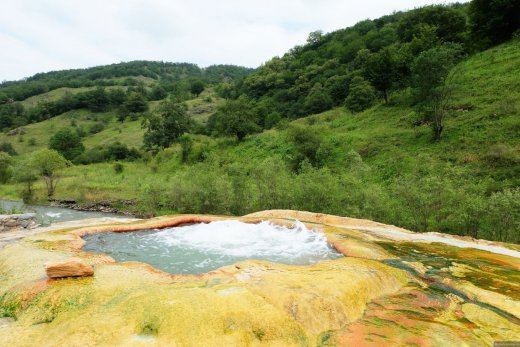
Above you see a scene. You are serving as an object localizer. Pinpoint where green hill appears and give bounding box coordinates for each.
[0,2,519,243]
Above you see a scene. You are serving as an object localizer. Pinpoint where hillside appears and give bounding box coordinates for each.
[1,40,519,243]
[0,2,519,244]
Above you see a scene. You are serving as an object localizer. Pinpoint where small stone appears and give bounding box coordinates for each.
[45,258,94,278]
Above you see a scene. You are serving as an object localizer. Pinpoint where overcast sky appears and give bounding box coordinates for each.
[1,0,464,81]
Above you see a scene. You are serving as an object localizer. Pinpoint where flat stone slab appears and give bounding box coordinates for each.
[45,258,94,278]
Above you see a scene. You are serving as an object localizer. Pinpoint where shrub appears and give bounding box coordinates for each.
[88,122,105,134]
[345,76,376,113]
[483,144,519,168]
[113,162,124,174]
[0,142,17,156]
[482,188,520,243]
[49,128,85,161]
[0,152,13,183]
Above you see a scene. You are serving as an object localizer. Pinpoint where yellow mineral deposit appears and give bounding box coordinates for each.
[0,210,518,346]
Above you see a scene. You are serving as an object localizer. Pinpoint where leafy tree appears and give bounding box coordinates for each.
[149,85,168,100]
[324,75,351,106]
[397,5,467,44]
[107,88,127,106]
[469,0,520,47]
[307,30,324,46]
[84,87,109,112]
[288,126,323,171]
[190,80,205,97]
[123,92,148,113]
[303,83,333,115]
[484,188,520,243]
[363,48,396,102]
[0,102,25,130]
[0,152,13,184]
[49,128,85,160]
[30,149,68,198]
[209,97,260,141]
[142,101,190,151]
[411,44,463,140]
[14,157,38,202]
[345,76,376,113]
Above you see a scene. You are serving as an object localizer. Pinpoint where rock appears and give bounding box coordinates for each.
[0,317,14,329]
[0,213,38,232]
[45,258,94,278]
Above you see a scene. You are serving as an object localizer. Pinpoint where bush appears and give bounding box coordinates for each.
[482,188,520,243]
[49,128,85,161]
[345,76,376,113]
[0,152,13,183]
[287,126,323,171]
[0,142,17,156]
[483,144,519,168]
[113,162,124,174]
[88,122,105,134]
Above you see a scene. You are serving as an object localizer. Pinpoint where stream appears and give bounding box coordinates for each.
[0,199,123,225]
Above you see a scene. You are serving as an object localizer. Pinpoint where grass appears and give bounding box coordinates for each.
[0,40,518,242]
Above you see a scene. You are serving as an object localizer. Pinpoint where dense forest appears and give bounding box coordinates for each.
[0,0,519,243]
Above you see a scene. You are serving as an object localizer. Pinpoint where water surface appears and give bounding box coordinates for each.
[83,220,342,274]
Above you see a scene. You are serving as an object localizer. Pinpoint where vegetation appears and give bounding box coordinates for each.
[49,128,85,160]
[0,0,519,244]
[143,101,190,151]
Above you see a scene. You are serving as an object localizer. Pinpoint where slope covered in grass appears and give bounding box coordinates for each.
[1,40,518,243]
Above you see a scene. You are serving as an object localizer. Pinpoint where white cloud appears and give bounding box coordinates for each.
[0,0,466,81]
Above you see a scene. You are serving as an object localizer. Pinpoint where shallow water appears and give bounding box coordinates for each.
[83,220,342,274]
[0,199,121,225]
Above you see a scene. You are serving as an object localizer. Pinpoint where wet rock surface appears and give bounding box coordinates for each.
[0,211,518,346]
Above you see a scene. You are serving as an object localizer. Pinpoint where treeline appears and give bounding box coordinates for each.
[0,61,252,103]
[211,1,518,131]
[0,64,253,131]
[0,86,146,129]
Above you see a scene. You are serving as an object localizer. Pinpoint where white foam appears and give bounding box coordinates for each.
[148,220,337,262]
[45,212,63,218]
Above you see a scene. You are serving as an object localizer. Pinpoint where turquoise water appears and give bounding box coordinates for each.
[83,220,342,274]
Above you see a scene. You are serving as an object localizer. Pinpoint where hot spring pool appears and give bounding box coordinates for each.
[82,220,342,274]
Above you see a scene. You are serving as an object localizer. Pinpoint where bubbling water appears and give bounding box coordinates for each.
[83,220,342,274]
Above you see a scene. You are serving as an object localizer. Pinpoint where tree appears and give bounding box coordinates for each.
[14,157,38,202]
[397,5,467,44]
[364,48,396,103]
[307,30,324,46]
[123,92,148,113]
[303,83,333,115]
[30,149,68,198]
[325,75,351,106]
[142,101,190,151]
[469,0,520,47]
[149,85,167,101]
[0,152,13,184]
[411,44,463,140]
[209,97,260,141]
[49,128,85,160]
[84,87,109,112]
[107,88,127,106]
[345,76,376,113]
[190,80,205,97]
